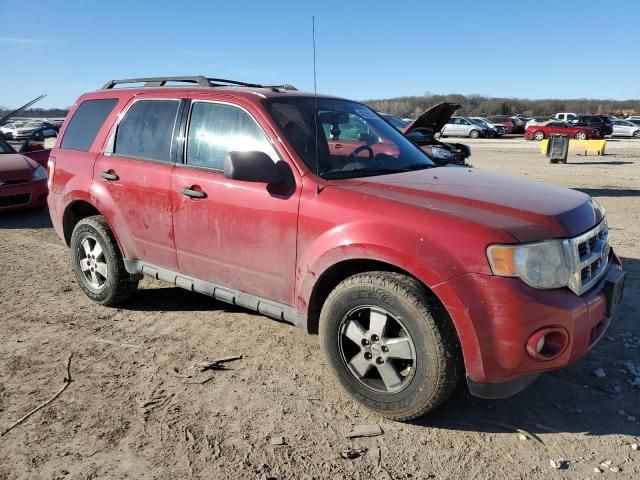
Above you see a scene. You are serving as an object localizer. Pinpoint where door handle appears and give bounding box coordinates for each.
[334,144,343,149]
[100,170,119,181]
[181,186,207,199]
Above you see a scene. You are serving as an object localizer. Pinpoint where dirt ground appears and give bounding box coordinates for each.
[1,138,639,480]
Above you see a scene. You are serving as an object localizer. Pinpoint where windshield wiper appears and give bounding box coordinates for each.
[323,164,435,179]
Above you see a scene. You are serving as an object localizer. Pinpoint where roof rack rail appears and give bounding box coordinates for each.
[101,76,298,91]
[101,76,211,89]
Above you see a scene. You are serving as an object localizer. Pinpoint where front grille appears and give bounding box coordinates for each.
[564,217,609,295]
[0,178,29,186]
[0,193,31,208]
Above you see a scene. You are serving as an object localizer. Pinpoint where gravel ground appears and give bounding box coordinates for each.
[1,138,639,479]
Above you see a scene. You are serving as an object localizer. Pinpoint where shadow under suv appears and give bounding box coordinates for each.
[47,76,625,420]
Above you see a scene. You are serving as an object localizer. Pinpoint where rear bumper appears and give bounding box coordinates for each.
[0,180,48,211]
[433,254,624,396]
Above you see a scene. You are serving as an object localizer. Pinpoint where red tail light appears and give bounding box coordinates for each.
[47,156,56,190]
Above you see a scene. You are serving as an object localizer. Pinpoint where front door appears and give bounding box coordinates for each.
[171,99,300,305]
[93,96,180,270]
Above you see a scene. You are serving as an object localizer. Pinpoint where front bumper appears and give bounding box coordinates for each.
[0,180,48,211]
[433,254,624,397]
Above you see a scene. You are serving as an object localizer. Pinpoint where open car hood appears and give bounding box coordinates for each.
[403,102,461,134]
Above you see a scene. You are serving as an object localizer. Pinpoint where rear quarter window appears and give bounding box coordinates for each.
[60,98,118,151]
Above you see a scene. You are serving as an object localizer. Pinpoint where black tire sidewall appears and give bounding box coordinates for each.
[70,220,122,303]
[321,280,445,414]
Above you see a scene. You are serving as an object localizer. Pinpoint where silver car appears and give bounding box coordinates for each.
[441,117,490,138]
[612,120,640,138]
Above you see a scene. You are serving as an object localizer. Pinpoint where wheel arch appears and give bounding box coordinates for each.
[62,200,102,246]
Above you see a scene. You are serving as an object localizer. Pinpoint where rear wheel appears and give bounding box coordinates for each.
[70,216,139,306]
[469,129,480,139]
[319,272,461,421]
[575,131,587,140]
[533,130,545,141]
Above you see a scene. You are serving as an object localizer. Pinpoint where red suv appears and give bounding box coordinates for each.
[48,76,625,420]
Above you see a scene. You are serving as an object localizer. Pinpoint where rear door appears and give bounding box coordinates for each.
[171,98,300,304]
[93,95,181,270]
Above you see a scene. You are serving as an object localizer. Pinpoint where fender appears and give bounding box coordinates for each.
[295,219,475,313]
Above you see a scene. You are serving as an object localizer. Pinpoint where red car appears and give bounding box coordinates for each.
[486,115,516,134]
[525,121,600,141]
[0,138,48,211]
[48,76,625,420]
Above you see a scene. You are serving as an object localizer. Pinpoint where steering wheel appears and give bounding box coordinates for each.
[347,144,374,161]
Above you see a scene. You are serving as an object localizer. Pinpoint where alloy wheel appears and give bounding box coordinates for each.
[338,306,417,394]
[78,234,108,290]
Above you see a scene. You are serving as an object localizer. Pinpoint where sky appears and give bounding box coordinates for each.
[0,0,638,109]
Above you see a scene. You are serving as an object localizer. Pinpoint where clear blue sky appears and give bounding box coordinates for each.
[0,0,638,108]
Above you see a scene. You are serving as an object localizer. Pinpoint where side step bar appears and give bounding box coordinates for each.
[123,260,307,330]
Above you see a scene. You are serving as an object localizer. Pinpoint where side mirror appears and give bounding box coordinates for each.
[224,151,286,184]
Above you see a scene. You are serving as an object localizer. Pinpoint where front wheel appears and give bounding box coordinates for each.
[70,215,139,306]
[533,130,545,141]
[469,129,480,139]
[319,272,461,421]
[575,131,587,140]
[633,130,640,139]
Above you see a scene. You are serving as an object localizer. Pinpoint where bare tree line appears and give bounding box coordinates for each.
[364,94,640,119]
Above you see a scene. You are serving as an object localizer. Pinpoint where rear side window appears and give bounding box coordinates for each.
[186,102,277,170]
[114,99,180,162]
[60,98,118,151]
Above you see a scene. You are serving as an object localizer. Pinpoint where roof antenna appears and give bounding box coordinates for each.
[312,16,321,195]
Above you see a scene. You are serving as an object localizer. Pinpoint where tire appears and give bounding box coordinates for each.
[469,129,480,139]
[633,130,640,139]
[319,272,461,421]
[70,215,139,306]
[575,131,587,140]
[533,130,545,141]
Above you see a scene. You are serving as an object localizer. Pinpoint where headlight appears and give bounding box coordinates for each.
[429,147,455,160]
[32,165,47,182]
[486,240,571,289]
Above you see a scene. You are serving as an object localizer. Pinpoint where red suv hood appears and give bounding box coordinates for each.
[0,154,36,180]
[331,167,601,242]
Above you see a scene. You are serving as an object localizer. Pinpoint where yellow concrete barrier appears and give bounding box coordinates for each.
[540,139,606,156]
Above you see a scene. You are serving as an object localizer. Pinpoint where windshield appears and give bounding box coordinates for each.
[265,97,435,179]
[22,121,41,129]
[470,118,487,126]
[380,113,409,131]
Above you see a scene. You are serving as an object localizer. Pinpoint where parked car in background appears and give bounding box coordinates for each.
[13,120,47,140]
[0,137,48,211]
[48,75,625,420]
[441,116,490,138]
[611,120,640,138]
[486,115,516,134]
[511,115,530,133]
[570,115,613,137]
[555,112,578,122]
[1,122,20,140]
[627,118,640,127]
[525,121,599,140]
[379,113,409,131]
[524,117,551,132]
[0,127,57,167]
[402,103,471,164]
[470,117,506,137]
